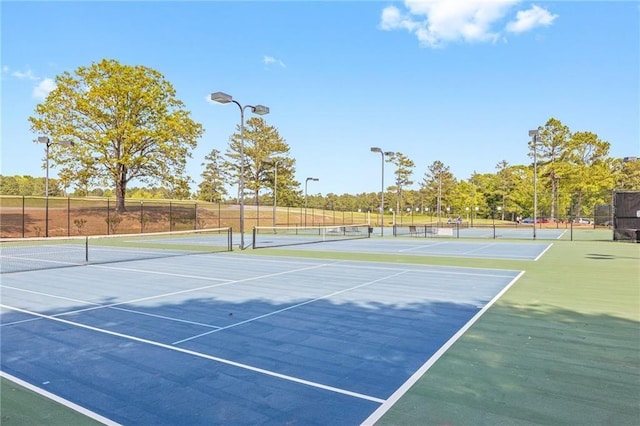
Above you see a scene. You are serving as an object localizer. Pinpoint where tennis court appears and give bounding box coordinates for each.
[253,228,552,261]
[0,240,523,424]
[390,224,567,240]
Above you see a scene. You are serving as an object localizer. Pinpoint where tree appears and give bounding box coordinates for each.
[613,158,640,190]
[222,117,300,206]
[535,118,571,220]
[420,161,456,222]
[495,160,520,220]
[198,149,228,202]
[387,152,415,215]
[0,176,20,195]
[29,58,204,211]
[564,131,612,216]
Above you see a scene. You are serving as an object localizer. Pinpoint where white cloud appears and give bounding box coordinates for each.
[33,78,56,99]
[263,55,286,68]
[380,0,557,48]
[2,66,9,73]
[12,67,39,80]
[506,5,558,34]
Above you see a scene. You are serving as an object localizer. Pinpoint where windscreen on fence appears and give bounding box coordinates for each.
[614,191,640,242]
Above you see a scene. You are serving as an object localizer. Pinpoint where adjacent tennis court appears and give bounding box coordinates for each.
[253,229,552,261]
[1,242,523,424]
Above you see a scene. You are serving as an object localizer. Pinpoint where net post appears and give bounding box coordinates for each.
[85,236,89,262]
[252,227,257,249]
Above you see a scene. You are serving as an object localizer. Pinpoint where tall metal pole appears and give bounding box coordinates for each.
[534,142,538,239]
[45,140,50,237]
[304,177,318,227]
[210,92,269,250]
[370,148,393,236]
[380,152,385,235]
[529,129,540,240]
[272,161,278,227]
[38,136,73,237]
[238,104,246,249]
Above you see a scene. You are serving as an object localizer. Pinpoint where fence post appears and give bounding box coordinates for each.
[67,197,71,236]
[22,196,25,238]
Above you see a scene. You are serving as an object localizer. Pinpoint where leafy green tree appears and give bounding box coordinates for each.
[0,176,20,195]
[536,118,571,220]
[613,158,640,190]
[29,58,203,211]
[564,131,612,216]
[495,160,521,220]
[387,152,415,216]
[198,148,228,202]
[420,161,456,222]
[505,166,534,219]
[223,117,300,206]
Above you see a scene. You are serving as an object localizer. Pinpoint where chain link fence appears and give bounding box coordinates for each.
[0,196,367,238]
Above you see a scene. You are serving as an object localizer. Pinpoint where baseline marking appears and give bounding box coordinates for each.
[534,243,554,261]
[361,270,526,425]
[0,303,385,404]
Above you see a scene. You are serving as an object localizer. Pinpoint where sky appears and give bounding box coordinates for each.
[1,0,638,197]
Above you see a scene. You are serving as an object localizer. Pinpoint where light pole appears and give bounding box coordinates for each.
[263,157,280,227]
[529,128,540,239]
[370,147,394,236]
[37,136,74,237]
[305,177,319,227]
[211,92,269,249]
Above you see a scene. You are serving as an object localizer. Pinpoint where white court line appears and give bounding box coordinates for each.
[1,262,337,330]
[397,241,449,253]
[534,243,554,261]
[360,269,526,425]
[326,262,518,278]
[0,303,385,404]
[0,371,121,426]
[173,270,411,345]
[460,242,497,255]
[87,263,233,281]
[0,285,223,330]
[109,306,222,329]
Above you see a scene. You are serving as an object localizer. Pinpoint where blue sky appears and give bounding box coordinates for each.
[1,1,638,196]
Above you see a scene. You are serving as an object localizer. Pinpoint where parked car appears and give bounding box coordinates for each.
[521,218,534,224]
[574,218,591,224]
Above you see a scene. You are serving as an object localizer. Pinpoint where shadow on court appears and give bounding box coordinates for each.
[2,293,488,425]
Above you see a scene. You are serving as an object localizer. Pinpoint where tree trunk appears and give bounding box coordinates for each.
[115,173,127,212]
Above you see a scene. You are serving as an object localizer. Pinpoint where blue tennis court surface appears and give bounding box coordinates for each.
[1,254,523,424]
[257,236,552,261]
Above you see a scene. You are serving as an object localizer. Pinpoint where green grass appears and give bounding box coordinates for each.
[375,239,639,425]
[2,238,638,425]
[0,377,104,425]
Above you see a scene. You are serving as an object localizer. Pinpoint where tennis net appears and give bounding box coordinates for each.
[252,224,371,249]
[0,227,232,274]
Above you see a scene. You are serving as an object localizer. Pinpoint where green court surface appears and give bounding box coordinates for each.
[1,237,638,425]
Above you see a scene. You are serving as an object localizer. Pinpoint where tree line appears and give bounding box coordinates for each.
[12,58,639,220]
